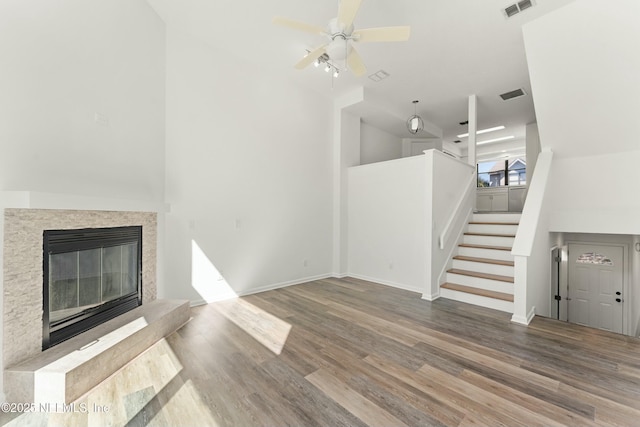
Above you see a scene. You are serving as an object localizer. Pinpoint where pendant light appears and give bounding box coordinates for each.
[406,100,424,134]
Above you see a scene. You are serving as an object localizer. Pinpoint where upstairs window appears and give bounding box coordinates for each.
[477,158,526,187]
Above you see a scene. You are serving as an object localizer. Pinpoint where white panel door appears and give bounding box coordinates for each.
[568,243,623,334]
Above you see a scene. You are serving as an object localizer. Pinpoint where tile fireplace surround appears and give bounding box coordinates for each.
[2,208,157,379]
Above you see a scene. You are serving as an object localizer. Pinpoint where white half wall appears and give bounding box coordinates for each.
[347,156,426,293]
[512,151,554,324]
[0,0,166,202]
[347,150,473,296]
[164,27,333,303]
[426,150,475,298]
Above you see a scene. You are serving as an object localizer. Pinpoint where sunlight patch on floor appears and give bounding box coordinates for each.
[191,240,237,303]
[148,378,219,427]
[213,298,292,355]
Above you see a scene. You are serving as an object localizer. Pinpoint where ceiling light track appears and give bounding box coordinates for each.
[309,50,341,78]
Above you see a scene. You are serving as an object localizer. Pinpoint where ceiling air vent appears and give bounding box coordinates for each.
[503,0,535,18]
[368,70,390,82]
[500,88,527,101]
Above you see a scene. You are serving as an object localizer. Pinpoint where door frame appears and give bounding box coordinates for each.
[559,241,630,335]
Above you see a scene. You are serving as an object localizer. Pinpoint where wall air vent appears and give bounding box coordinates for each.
[500,88,526,101]
[503,0,535,18]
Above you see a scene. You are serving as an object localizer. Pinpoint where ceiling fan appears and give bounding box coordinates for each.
[273,0,410,77]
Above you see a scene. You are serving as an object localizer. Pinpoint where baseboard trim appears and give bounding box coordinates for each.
[347,273,423,294]
[186,272,425,304]
[421,291,440,301]
[511,306,535,325]
[239,273,334,297]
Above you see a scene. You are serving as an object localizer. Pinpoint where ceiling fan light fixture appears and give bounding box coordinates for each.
[274,0,410,78]
[406,100,424,134]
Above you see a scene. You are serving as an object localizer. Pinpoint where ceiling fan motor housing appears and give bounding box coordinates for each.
[326,18,354,61]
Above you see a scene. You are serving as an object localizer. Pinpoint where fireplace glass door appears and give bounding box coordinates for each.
[43,226,142,349]
[49,243,138,323]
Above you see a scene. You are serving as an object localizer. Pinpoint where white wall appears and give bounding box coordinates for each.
[0,0,166,201]
[525,122,540,186]
[524,0,640,159]
[164,27,333,302]
[519,0,640,325]
[348,156,426,292]
[547,151,640,234]
[334,109,361,276]
[360,122,401,165]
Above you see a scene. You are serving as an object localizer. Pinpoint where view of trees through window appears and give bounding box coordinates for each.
[477,158,526,187]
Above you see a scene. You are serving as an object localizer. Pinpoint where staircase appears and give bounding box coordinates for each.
[440,213,521,313]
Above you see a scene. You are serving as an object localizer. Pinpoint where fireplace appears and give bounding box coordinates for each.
[42,226,142,349]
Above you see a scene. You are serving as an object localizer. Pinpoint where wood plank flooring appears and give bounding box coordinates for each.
[139,277,640,426]
[6,277,640,426]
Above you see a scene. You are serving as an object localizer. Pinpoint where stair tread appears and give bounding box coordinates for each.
[459,243,512,251]
[469,222,519,226]
[441,283,514,302]
[447,268,514,283]
[464,232,516,238]
[453,255,514,267]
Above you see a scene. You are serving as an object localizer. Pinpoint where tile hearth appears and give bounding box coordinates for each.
[4,299,189,405]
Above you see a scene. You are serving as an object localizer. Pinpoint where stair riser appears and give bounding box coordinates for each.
[463,235,515,247]
[472,213,521,223]
[445,273,513,294]
[458,246,514,261]
[452,260,514,277]
[468,224,519,235]
[439,288,514,313]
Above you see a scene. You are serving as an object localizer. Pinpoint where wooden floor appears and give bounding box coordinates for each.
[133,277,640,427]
[7,277,640,426]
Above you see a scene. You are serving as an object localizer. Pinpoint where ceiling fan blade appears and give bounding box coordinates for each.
[338,0,363,28]
[352,26,411,43]
[347,47,367,77]
[294,45,327,69]
[272,16,326,35]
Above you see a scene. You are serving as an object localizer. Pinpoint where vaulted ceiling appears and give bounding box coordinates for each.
[147,0,575,153]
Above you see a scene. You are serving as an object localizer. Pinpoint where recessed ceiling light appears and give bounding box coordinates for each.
[457,125,505,138]
[477,135,515,145]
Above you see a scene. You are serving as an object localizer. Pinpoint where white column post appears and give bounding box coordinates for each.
[467,94,477,167]
[468,94,477,212]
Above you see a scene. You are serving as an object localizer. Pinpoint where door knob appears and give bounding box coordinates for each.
[616,291,621,295]
[616,298,623,303]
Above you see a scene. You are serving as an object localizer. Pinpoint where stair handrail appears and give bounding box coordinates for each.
[438,171,476,250]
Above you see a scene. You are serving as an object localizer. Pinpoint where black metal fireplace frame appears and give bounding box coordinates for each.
[42,226,143,350]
